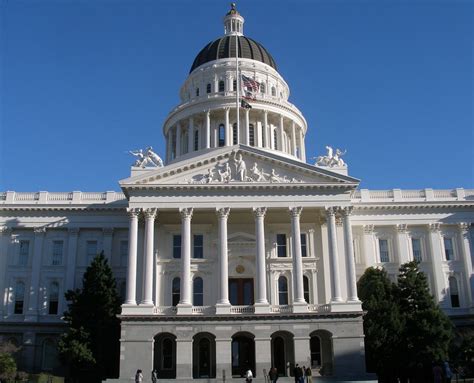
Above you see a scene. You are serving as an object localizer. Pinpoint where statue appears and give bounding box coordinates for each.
[205,168,215,183]
[249,162,268,182]
[129,147,164,168]
[129,149,148,167]
[315,145,347,168]
[234,153,247,181]
[144,147,164,167]
[270,169,281,183]
[218,162,232,183]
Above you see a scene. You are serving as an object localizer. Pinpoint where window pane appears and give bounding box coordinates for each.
[444,238,454,260]
[52,240,63,266]
[301,234,307,257]
[19,240,29,266]
[449,277,460,307]
[249,124,255,146]
[193,277,203,306]
[206,83,211,93]
[411,238,422,262]
[379,239,389,262]
[193,234,203,259]
[173,235,181,259]
[278,277,288,305]
[218,124,225,147]
[14,282,25,314]
[303,276,310,303]
[49,282,59,314]
[276,234,287,257]
[232,123,238,145]
[86,241,98,265]
[194,130,199,151]
[172,278,180,306]
[219,81,224,92]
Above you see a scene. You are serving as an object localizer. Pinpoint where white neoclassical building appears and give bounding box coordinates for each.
[0,5,473,382]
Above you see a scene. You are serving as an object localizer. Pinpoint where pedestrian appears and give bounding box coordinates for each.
[135,369,143,383]
[293,364,300,383]
[245,367,253,383]
[443,361,453,383]
[269,367,278,383]
[151,369,158,383]
[305,366,312,383]
[299,366,305,383]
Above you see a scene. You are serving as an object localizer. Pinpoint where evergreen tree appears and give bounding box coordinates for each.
[357,267,403,381]
[58,252,121,383]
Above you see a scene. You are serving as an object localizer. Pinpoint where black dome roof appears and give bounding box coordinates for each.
[190,35,277,73]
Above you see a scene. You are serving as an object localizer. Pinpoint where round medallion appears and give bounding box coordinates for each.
[236,265,245,274]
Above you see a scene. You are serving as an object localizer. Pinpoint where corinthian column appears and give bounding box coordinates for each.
[178,208,193,313]
[216,208,231,313]
[290,207,306,311]
[458,223,473,305]
[341,207,359,302]
[326,207,342,302]
[125,208,139,305]
[205,110,211,149]
[141,209,156,306]
[253,208,269,312]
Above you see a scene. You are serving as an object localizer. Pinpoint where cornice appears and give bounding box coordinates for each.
[352,202,474,211]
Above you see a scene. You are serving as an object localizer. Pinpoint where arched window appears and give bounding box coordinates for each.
[193,277,203,306]
[48,282,59,315]
[449,276,460,307]
[206,83,211,94]
[14,281,25,314]
[218,80,225,92]
[271,86,276,97]
[303,276,310,303]
[162,337,174,369]
[232,123,238,145]
[278,276,288,305]
[194,130,199,151]
[42,339,58,371]
[218,124,225,147]
[196,88,200,97]
[260,83,266,94]
[172,277,180,306]
[310,336,322,367]
[249,124,255,146]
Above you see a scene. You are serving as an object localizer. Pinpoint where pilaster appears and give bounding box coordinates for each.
[428,223,445,304]
[178,207,193,314]
[396,224,410,264]
[65,228,79,292]
[458,223,473,307]
[326,207,342,303]
[140,208,156,310]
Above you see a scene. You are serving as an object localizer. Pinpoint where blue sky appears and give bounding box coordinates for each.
[1,0,472,191]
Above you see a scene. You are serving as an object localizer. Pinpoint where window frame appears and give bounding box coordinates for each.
[218,80,225,93]
[86,240,98,265]
[301,233,308,257]
[172,234,181,259]
[276,234,287,258]
[172,277,180,306]
[443,237,455,261]
[18,240,30,266]
[193,277,204,306]
[378,238,390,263]
[278,276,289,305]
[411,237,423,262]
[51,240,64,266]
[193,234,204,259]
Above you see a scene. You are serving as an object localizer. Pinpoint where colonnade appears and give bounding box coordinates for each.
[165,108,306,162]
[124,206,360,313]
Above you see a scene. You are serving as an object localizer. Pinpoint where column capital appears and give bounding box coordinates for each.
[126,207,140,218]
[253,207,267,218]
[363,224,374,234]
[103,227,114,236]
[458,222,471,233]
[180,207,194,220]
[340,206,353,216]
[216,207,230,219]
[289,206,303,218]
[307,228,315,234]
[325,206,338,216]
[34,227,46,235]
[143,208,157,220]
[223,107,230,112]
[205,109,211,116]
[397,224,408,233]
[0,226,12,235]
[429,223,441,232]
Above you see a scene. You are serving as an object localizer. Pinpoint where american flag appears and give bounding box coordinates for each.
[241,74,260,100]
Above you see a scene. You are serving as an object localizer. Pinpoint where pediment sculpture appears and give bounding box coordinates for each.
[129,146,164,168]
[314,146,347,168]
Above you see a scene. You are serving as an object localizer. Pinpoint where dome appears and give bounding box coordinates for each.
[189,35,277,73]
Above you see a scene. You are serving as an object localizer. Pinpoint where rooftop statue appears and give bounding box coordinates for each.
[315,146,347,168]
[129,146,164,168]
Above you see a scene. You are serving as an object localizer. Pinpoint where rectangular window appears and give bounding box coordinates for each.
[19,240,29,266]
[119,240,128,267]
[14,282,25,314]
[173,235,181,259]
[444,237,454,260]
[249,125,255,146]
[411,238,422,262]
[86,241,98,265]
[379,239,390,262]
[276,234,287,257]
[52,240,63,266]
[301,233,307,257]
[193,234,203,259]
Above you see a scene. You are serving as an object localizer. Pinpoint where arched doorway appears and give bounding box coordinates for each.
[271,331,295,376]
[231,332,255,377]
[192,333,216,378]
[153,333,176,379]
[310,330,333,375]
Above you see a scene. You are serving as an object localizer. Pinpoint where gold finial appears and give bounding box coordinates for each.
[227,2,239,15]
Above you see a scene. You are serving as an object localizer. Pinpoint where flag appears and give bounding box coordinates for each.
[241,74,260,100]
[240,99,252,109]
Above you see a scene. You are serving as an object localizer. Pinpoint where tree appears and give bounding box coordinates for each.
[0,342,19,382]
[357,267,403,381]
[450,334,474,377]
[58,252,121,383]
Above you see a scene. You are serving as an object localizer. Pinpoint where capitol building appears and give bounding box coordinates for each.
[0,4,473,382]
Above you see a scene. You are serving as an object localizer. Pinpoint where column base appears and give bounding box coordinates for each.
[176,303,193,315]
[254,302,270,314]
[331,300,363,312]
[292,302,308,313]
[215,303,231,314]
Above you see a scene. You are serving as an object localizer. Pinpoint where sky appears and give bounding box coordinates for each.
[1,0,473,192]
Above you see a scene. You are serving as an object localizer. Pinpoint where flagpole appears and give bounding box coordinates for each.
[235,34,240,143]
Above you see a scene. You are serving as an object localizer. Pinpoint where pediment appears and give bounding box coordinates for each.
[119,145,359,189]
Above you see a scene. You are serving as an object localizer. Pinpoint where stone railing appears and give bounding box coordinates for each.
[153,306,178,315]
[0,191,127,205]
[352,188,473,203]
[230,305,255,314]
[270,305,293,313]
[192,306,215,315]
[308,304,331,313]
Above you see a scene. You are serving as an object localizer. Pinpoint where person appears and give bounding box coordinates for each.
[293,364,300,383]
[268,367,278,383]
[245,368,253,383]
[444,361,453,383]
[135,369,143,383]
[151,369,158,383]
[300,366,305,383]
[433,362,443,383]
[305,366,312,383]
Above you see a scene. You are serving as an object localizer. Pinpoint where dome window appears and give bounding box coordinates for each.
[206,83,211,94]
[196,88,200,97]
[260,83,266,94]
[271,87,276,97]
[233,79,237,91]
[218,80,225,93]
[218,124,225,147]
[249,124,255,146]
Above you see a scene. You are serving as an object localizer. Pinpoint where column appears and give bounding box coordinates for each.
[224,108,230,146]
[102,227,113,264]
[215,338,232,380]
[176,122,182,157]
[396,224,410,264]
[245,109,250,145]
[326,207,343,302]
[125,209,139,305]
[178,207,193,313]
[26,227,46,320]
[216,208,231,313]
[291,121,297,156]
[188,117,194,153]
[298,128,306,161]
[141,208,156,306]
[253,208,269,312]
[458,223,473,305]
[428,223,445,304]
[290,207,306,312]
[341,207,359,302]
[278,115,284,151]
[65,228,79,292]
[205,110,211,149]
[263,111,269,148]
[0,227,12,317]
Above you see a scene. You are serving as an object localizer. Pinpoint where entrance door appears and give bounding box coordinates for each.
[229,279,254,305]
[273,336,286,376]
[232,335,255,377]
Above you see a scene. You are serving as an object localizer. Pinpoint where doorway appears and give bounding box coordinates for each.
[231,333,255,377]
[229,278,254,305]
